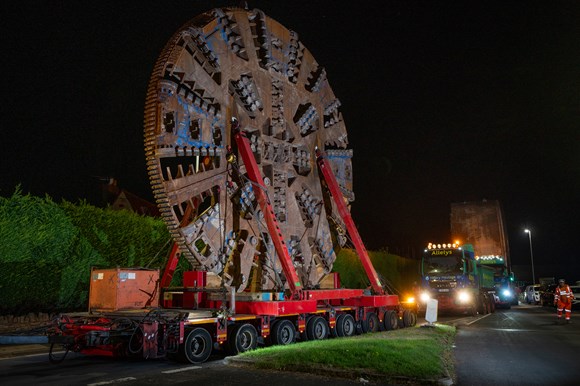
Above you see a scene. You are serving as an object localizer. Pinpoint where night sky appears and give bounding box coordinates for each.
[1,1,579,283]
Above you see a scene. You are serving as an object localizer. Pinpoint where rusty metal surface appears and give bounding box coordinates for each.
[144,8,353,292]
[450,200,510,266]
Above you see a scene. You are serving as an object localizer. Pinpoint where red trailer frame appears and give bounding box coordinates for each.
[47,123,415,364]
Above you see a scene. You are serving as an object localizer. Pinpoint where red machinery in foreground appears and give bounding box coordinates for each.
[47,124,415,364]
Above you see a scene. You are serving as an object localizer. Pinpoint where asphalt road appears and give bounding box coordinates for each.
[1,305,577,385]
[0,350,365,386]
[454,304,580,386]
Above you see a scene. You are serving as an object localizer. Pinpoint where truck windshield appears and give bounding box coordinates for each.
[423,256,463,275]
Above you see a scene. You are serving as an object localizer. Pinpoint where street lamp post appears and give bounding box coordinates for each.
[524,229,536,285]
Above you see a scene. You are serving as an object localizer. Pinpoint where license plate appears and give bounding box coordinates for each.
[439,289,450,292]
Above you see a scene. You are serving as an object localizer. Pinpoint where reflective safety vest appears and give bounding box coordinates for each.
[555,285,574,303]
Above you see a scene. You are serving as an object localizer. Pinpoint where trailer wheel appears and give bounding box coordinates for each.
[362,312,380,333]
[334,314,344,337]
[404,310,417,327]
[229,323,258,355]
[378,314,386,332]
[337,313,356,337]
[330,316,339,337]
[306,316,329,340]
[271,319,296,346]
[383,310,398,331]
[403,310,416,327]
[180,327,212,364]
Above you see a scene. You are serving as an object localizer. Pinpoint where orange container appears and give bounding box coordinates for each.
[89,267,159,312]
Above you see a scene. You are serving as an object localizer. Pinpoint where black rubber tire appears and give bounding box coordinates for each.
[378,313,386,332]
[270,319,296,346]
[229,323,258,355]
[336,314,356,337]
[362,312,380,333]
[179,327,213,364]
[469,303,478,316]
[331,315,340,337]
[403,310,417,327]
[300,315,315,341]
[412,311,417,326]
[477,296,486,315]
[306,316,329,340]
[383,310,398,331]
[330,314,344,338]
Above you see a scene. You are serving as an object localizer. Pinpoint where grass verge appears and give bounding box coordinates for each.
[237,325,455,383]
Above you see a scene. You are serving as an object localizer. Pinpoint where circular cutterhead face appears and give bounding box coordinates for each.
[144,7,353,292]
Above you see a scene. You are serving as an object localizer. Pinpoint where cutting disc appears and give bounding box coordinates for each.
[144,7,354,292]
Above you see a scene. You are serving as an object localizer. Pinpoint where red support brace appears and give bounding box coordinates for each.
[160,203,194,291]
[160,242,181,289]
[316,149,385,295]
[233,128,303,298]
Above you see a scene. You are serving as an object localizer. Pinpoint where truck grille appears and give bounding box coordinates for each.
[429,281,457,289]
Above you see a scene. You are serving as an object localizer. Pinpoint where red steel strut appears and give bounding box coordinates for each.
[316,148,385,295]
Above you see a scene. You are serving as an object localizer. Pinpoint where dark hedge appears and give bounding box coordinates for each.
[0,189,419,315]
[0,189,172,315]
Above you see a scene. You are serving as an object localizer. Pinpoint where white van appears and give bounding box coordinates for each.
[524,284,541,304]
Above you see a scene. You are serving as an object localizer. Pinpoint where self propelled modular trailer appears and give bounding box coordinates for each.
[47,129,416,364]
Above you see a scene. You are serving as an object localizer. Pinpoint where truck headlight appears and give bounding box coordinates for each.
[420,292,431,302]
[502,289,512,297]
[457,291,471,303]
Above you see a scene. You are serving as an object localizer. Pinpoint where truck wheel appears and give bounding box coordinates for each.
[229,323,258,355]
[383,310,398,331]
[271,319,296,346]
[179,327,213,363]
[362,312,380,333]
[336,314,356,337]
[477,296,486,315]
[306,316,329,340]
[469,304,477,317]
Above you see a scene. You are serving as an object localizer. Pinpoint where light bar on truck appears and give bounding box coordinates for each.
[427,242,459,250]
[475,255,504,261]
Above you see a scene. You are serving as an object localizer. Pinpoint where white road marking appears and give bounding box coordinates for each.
[162,365,202,374]
[465,313,492,325]
[87,377,136,386]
